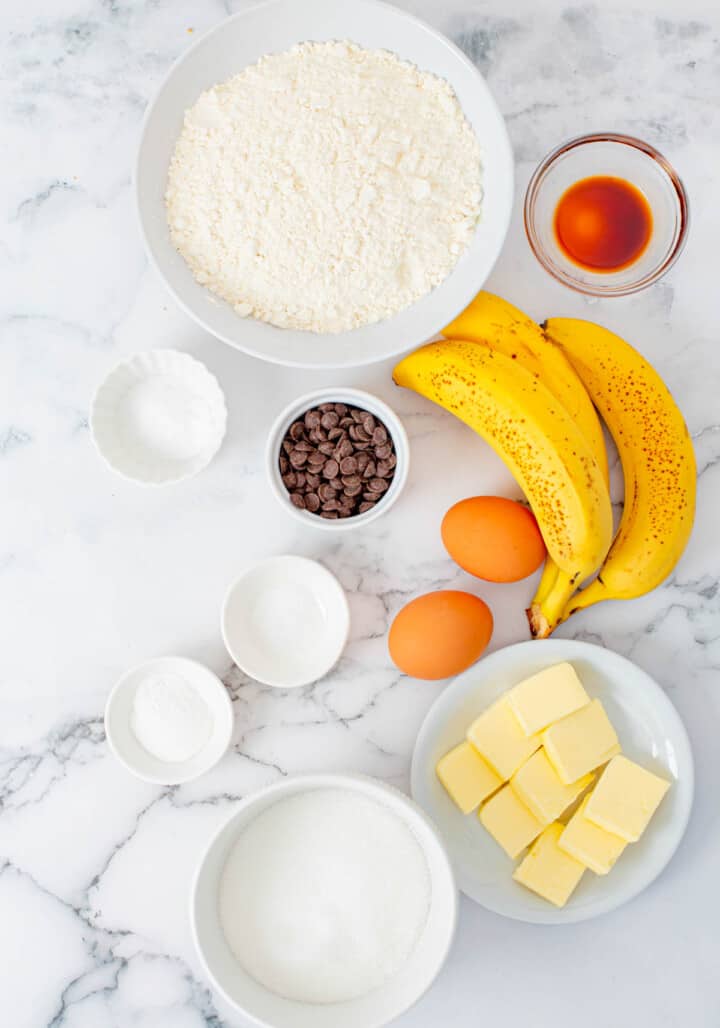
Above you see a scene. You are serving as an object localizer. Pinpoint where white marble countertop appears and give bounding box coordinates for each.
[2,0,719,1025]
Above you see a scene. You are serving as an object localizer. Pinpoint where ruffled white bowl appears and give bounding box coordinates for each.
[91,349,227,484]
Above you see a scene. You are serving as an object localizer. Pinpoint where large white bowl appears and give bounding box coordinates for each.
[135,0,513,369]
[192,774,458,1028]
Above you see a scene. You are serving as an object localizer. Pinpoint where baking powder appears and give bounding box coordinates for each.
[131,672,212,763]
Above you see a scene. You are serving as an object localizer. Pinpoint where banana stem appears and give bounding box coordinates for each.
[527,569,579,638]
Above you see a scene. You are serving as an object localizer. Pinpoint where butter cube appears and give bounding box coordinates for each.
[542,699,620,784]
[507,662,590,735]
[467,698,541,780]
[559,795,627,874]
[511,748,594,823]
[436,741,503,814]
[479,784,544,859]
[513,823,586,907]
[584,755,670,842]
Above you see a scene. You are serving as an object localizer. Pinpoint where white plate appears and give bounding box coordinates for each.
[222,556,350,688]
[411,639,694,924]
[135,0,513,369]
[105,656,234,785]
[192,773,457,1028]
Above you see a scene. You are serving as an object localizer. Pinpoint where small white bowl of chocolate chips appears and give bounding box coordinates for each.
[266,388,409,530]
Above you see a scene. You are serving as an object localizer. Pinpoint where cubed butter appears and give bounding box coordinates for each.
[479,783,545,859]
[584,755,670,842]
[467,698,541,780]
[511,748,594,823]
[513,822,586,907]
[542,699,620,784]
[436,741,503,814]
[507,662,590,736]
[559,795,627,874]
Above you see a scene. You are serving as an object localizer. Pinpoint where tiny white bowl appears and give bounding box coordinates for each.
[105,656,234,785]
[222,555,350,688]
[266,388,409,531]
[91,349,227,484]
[191,773,458,1028]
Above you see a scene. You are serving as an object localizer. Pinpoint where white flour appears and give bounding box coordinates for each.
[166,41,482,333]
[219,788,431,1003]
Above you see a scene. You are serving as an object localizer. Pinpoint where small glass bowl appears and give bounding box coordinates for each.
[524,133,689,297]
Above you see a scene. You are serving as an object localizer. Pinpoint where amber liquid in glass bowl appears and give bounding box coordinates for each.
[553,175,653,272]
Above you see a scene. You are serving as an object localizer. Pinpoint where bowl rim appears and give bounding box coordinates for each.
[104,655,234,784]
[220,554,351,688]
[190,771,459,1028]
[133,0,514,369]
[265,387,410,531]
[523,131,690,297]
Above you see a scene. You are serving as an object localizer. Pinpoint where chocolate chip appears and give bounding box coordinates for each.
[304,410,321,429]
[354,425,371,442]
[372,426,387,445]
[290,422,306,441]
[327,427,345,442]
[376,460,392,478]
[282,439,294,455]
[368,478,388,493]
[282,472,297,489]
[279,456,289,474]
[305,472,320,489]
[344,482,363,497]
[290,492,305,508]
[289,450,307,468]
[318,483,337,502]
[318,441,335,455]
[307,450,326,467]
[319,402,335,412]
[356,452,370,472]
[337,439,353,459]
[294,439,313,452]
[339,456,357,475]
[295,472,306,488]
[321,411,339,430]
[358,501,376,514]
[342,474,361,489]
[363,490,379,502]
[320,510,339,519]
[305,493,320,512]
[323,459,339,479]
[334,403,347,416]
[374,443,392,460]
[351,409,365,423]
[323,498,341,512]
[363,461,376,479]
[340,416,354,428]
[362,414,376,435]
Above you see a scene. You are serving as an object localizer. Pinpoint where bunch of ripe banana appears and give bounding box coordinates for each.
[392,292,696,637]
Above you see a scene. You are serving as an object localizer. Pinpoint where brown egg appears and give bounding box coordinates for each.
[442,496,546,583]
[388,590,493,680]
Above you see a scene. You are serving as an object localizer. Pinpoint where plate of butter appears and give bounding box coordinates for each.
[410,639,693,924]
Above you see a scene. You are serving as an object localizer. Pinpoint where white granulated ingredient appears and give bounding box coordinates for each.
[219,789,431,1004]
[131,672,212,763]
[119,376,214,461]
[166,40,483,333]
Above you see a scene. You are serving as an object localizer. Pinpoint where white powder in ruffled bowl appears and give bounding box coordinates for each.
[218,788,431,1004]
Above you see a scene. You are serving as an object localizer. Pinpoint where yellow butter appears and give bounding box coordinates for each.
[511,748,594,823]
[436,741,503,814]
[584,755,670,842]
[513,822,586,907]
[542,699,620,784]
[479,783,544,859]
[559,795,627,874]
[467,698,541,780]
[507,662,590,736]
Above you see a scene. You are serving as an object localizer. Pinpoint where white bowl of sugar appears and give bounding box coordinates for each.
[192,774,458,1028]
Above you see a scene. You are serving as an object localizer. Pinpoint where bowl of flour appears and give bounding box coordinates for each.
[136,0,513,368]
[191,774,457,1027]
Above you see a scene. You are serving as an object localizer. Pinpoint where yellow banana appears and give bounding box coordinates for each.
[443,291,611,635]
[444,291,609,486]
[544,318,696,618]
[393,340,613,591]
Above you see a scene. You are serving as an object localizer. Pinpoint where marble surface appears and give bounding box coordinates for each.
[1,0,719,1025]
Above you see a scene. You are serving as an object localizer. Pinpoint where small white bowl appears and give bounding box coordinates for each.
[191,773,458,1028]
[91,349,227,484]
[105,656,234,785]
[266,388,409,531]
[222,556,350,688]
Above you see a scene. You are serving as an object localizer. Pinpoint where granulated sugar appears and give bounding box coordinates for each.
[219,788,431,1003]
